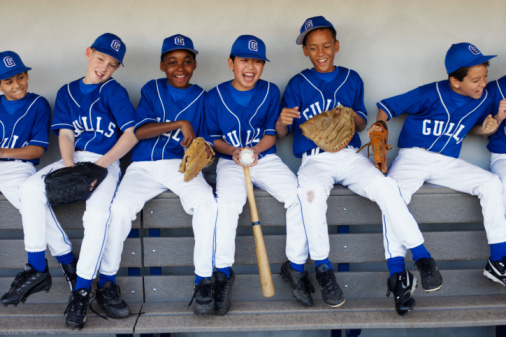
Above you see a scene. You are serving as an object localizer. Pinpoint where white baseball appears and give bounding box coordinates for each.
[240,149,255,165]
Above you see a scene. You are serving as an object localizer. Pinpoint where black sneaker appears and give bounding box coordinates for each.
[1,263,52,306]
[214,269,235,315]
[280,261,315,307]
[96,281,131,319]
[188,278,215,315]
[386,269,417,316]
[60,261,77,292]
[483,257,506,286]
[315,264,345,308]
[415,257,443,292]
[64,288,90,330]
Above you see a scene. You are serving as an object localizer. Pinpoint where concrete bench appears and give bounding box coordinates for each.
[0,183,504,335]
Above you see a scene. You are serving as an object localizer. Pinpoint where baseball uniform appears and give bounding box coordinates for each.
[100,78,218,278]
[486,76,506,212]
[281,67,424,261]
[206,79,305,266]
[19,77,135,280]
[378,80,506,258]
[0,93,50,208]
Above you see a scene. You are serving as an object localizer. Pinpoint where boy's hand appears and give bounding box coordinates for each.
[367,123,384,138]
[482,114,499,136]
[232,147,258,167]
[179,120,196,148]
[495,99,506,124]
[276,107,300,126]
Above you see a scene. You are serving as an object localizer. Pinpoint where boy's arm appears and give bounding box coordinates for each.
[354,112,367,132]
[59,129,76,167]
[135,120,196,147]
[469,99,506,137]
[94,127,138,168]
[276,107,300,138]
[0,146,45,161]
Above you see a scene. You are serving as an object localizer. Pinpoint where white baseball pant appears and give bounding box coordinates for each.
[100,159,217,278]
[297,148,424,261]
[214,154,304,267]
[386,148,506,258]
[19,151,121,280]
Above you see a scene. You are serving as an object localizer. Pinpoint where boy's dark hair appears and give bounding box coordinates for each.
[449,61,489,81]
[303,27,337,46]
[161,50,196,62]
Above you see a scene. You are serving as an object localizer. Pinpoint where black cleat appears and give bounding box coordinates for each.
[214,269,235,315]
[65,288,90,330]
[483,257,506,286]
[387,269,417,316]
[415,257,443,292]
[96,281,131,319]
[1,262,52,306]
[315,264,345,308]
[60,261,77,292]
[280,261,315,307]
[188,278,215,315]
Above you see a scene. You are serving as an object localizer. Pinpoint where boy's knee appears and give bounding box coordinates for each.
[82,210,110,230]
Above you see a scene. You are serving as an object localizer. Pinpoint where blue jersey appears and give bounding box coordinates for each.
[0,93,50,164]
[486,76,506,154]
[281,67,367,158]
[132,79,207,161]
[52,78,135,155]
[206,79,280,160]
[378,80,492,158]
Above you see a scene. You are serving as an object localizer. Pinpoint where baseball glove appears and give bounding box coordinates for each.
[357,120,393,173]
[300,106,356,152]
[179,137,215,182]
[45,162,108,207]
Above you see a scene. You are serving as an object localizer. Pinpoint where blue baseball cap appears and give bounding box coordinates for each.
[230,35,269,62]
[445,42,496,74]
[296,16,336,45]
[91,33,126,66]
[161,34,199,61]
[0,51,31,81]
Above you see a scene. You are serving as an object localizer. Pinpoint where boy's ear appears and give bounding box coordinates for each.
[160,61,164,72]
[334,40,340,53]
[449,76,460,89]
[227,57,234,71]
[302,45,309,57]
[85,47,93,60]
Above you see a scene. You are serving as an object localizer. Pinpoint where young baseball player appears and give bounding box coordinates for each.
[371,42,506,314]
[101,34,218,317]
[0,51,79,305]
[475,75,506,285]
[206,34,304,314]
[276,16,440,314]
[3,33,138,330]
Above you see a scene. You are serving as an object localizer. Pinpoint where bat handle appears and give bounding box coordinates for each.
[243,166,275,298]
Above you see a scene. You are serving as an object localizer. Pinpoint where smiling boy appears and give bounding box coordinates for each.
[102,34,218,317]
[206,35,304,314]
[276,16,433,313]
[2,33,138,330]
[371,42,506,313]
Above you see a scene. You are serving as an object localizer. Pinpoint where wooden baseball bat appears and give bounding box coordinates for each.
[243,166,275,298]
